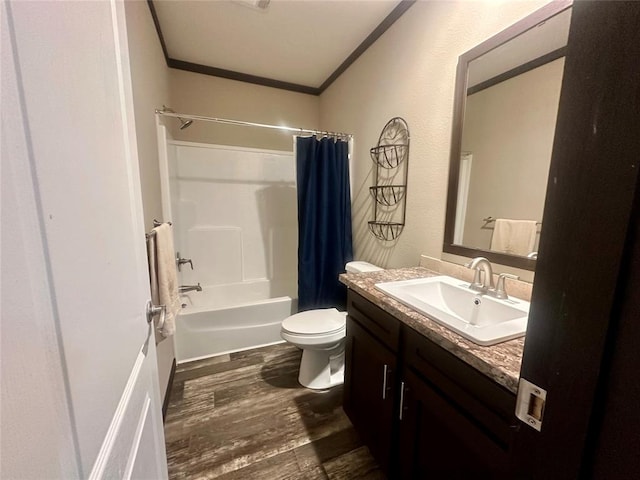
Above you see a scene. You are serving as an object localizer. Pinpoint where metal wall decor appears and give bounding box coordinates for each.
[368,117,410,241]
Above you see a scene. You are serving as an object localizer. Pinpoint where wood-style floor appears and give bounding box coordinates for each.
[164,343,385,479]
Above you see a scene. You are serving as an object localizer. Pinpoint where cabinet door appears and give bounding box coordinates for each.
[344,316,396,473]
[397,368,510,479]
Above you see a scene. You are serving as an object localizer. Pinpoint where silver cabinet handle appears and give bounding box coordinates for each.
[382,364,389,399]
[399,381,406,420]
[146,301,166,332]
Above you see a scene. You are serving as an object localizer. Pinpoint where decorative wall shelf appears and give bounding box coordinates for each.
[368,117,410,241]
[368,221,405,241]
[369,185,406,207]
[370,144,409,169]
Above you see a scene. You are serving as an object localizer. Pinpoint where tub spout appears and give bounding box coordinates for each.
[179,283,202,293]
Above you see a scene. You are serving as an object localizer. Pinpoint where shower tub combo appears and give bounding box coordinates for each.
[175,280,296,363]
[157,129,299,364]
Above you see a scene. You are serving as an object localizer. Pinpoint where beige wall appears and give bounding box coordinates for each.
[124,0,175,400]
[125,0,169,228]
[462,58,564,251]
[168,69,320,152]
[319,0,549,269]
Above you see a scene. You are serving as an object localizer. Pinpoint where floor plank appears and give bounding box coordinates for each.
[164,343,383,479]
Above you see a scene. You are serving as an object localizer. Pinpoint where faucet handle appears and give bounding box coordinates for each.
[176,252,194,272]
[499,273,519,281]
[495,273,519,299]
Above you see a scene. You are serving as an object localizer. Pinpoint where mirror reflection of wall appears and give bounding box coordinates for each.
[460,57,564,253]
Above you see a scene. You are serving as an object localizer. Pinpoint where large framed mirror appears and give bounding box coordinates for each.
[443,1,572,271]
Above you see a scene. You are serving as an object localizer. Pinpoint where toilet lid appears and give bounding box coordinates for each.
[282,308,346,335]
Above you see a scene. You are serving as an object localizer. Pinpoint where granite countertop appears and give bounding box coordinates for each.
[339,267,524,394]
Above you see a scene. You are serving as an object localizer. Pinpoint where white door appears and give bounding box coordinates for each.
[1,1,168,478]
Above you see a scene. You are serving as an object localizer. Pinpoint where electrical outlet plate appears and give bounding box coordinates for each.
[516,378,547,432]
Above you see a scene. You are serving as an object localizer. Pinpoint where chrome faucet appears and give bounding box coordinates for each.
[467,257,494,294]
[467,257,520,299]
[179,283,202,294]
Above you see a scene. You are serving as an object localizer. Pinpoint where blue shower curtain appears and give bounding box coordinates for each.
[296,136,353,311]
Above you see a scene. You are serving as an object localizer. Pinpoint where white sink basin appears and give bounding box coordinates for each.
[374,275,529,346]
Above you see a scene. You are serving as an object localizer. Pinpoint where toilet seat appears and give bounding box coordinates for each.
[281,308,346,336]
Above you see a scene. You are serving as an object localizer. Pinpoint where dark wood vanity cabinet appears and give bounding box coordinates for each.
[397,368,503,478]
[343,317,396,472]
[344,290,517,478]
[398,327,515,478]
[343,291,400,473]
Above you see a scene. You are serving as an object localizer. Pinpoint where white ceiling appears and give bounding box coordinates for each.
[152,0,402,89]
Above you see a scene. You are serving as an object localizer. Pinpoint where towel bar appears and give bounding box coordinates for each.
[482,216,542,226]
[146,220,172,239]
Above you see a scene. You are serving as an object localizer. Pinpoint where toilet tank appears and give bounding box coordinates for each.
[345,261,383,273]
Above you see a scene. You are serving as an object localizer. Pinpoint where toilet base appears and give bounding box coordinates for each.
[298,346,345,390]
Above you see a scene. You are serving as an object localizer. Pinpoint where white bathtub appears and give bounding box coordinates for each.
[174,280,296,363]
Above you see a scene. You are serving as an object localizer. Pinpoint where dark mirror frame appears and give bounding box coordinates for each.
[443,1,572,271]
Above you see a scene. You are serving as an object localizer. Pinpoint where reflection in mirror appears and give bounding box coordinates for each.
[444,3,572,271]
[461,56,564,254]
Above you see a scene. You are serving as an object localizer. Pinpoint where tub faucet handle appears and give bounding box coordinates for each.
[176,252,193,271]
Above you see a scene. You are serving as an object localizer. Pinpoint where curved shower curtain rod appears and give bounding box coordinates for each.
[155,109,353,140]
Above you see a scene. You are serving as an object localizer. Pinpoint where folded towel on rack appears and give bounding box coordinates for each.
[148,223,180,338]
[490,219,537,256]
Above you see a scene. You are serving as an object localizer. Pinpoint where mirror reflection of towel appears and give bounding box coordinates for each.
[490,219,537,256]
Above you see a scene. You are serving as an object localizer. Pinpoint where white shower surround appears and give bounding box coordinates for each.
[163,139,298,362]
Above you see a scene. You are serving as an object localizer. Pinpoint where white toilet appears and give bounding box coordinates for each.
[281,261,382,390]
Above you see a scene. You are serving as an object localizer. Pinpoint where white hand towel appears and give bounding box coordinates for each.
[490,219,537,256]
[148,223,180,337]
